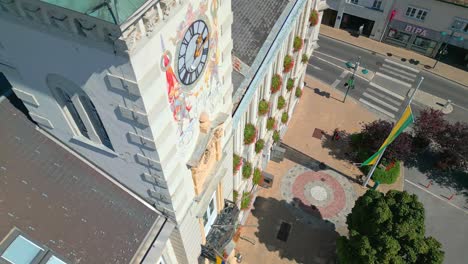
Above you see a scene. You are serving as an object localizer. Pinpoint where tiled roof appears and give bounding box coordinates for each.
[231,0,289,67]
[0,97,168,263]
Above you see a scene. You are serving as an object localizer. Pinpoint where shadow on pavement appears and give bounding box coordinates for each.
[252,196,338,264]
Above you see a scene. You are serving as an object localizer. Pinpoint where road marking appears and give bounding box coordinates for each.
[363,92,400,111]
[375,72,412,88]
[379,67,416,82]
[339,70,348,79]
[366,88,403,106]
[315,51,348,63]
[453,103,468,112]
[405,179,468,214]
[384,59,420,73]
[310,65,322,71]
[369,82,406,100]
[381,63,418,78]
[314,57,369,82]
[331,79,341,88]
[359,98,396,118]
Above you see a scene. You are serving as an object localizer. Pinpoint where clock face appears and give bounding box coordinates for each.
[177,20,210,86]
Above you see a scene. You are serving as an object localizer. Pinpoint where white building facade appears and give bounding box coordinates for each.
[0,0,234,263]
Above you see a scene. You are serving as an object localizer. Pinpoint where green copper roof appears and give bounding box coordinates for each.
[41,0,148,24]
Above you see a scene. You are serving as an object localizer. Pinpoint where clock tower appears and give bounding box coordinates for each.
[0,0,234,263]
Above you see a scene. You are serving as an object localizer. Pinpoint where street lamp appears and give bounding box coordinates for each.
[432,30,464,69]
[343,56,368,103]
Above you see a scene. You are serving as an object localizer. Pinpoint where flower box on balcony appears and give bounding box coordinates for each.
[283,55,294,73]
[258,100,269,116]
[271,74,282,94]
[295,87,303,98]
[266,117,276,131]
[240,192,252,210]
[242,161,252,179]
[281,112,289,124]
[255,139,265,154]
[273,130,280,143]
[244,124,257,145]
[309,10,319,26]
[233,154,242,173]
[302,54,309,64]
[293,36,303,52]
[253,168,263,185]
[286,78,294,92]
[277,96,286,110]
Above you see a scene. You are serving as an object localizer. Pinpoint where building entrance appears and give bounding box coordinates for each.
[340,13,374,37]
[322,9,337,27]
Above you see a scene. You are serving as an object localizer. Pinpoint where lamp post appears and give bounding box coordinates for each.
[433,31,464,69]
[343,57,368,103]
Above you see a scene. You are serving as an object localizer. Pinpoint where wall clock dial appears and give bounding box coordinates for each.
[177,20,210,86]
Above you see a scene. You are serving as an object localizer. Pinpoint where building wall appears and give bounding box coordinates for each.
[0,0,234,263]
[232,0,321,220]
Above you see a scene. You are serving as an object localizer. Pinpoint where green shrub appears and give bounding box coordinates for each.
[244,124,256,144]
[277,96,286,110]
[241,192,251,210]
[233,190,239,202]
[295,87,303,98]
[242,161,252,179]
[361,161,401,184]
[293,36,303,52]
[273,130,280,143]
[286,78,294,91]
[266,117,276,131]
[258,100,269,116]
[253,168,262,185]
[309,10,319,26]
[255,139,265,154]
[281,112,289,124]
[301,54,309,64]
[271,74,282,93]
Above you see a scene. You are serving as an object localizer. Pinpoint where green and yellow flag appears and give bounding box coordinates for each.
[361,106,414,166]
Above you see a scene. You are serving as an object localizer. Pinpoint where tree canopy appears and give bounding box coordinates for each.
[337,190,444,264]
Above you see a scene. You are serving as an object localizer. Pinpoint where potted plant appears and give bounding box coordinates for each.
[309,10,319,26]
[301,54,309,64]
[281,112,289,124]
[283,55,294,73]
[258,100,269,116]
[295,87,303,98]
[273,130,280,143]
[240,192,252,210]
[286,78,294,92]
[233,190,239,202]
[293,36,303,52]
[252,168,263,185]
[233,154,242,173]
[255,139,265,154]
[244,124,257,145]
[271,74,282,94]
[242,161,252,179]
[277,96,286,110]
[266,117,276,131]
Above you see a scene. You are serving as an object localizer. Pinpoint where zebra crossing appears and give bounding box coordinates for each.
[359,59,420,119]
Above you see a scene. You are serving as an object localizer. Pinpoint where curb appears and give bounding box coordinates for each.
[319,33,468,89]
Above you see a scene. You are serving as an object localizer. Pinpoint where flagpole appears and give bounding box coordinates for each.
[362,76,424,187]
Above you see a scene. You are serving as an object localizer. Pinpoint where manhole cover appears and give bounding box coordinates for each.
[277,222,291,242]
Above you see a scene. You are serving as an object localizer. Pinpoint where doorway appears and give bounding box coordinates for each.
[322,9,338,27]
[340,13,375,37]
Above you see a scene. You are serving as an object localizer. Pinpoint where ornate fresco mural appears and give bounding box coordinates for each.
[160,0,223,152]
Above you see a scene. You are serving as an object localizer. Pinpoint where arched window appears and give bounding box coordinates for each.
[47,74,113,150]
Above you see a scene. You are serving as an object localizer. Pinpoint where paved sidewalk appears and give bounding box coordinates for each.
[320,25,468,87]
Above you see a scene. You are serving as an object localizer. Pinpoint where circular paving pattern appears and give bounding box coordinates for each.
[281,165,357,227]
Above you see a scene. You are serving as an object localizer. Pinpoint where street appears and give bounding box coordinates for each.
[307,35,468,123]
[307,35,468,264]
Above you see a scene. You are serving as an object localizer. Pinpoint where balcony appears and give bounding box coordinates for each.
[201,200,240,261]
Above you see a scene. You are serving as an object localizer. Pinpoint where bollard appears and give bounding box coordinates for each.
[443,99,452,108]
[425,180,433,189]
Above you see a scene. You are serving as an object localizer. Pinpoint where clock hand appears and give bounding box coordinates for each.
[194,35,209,58]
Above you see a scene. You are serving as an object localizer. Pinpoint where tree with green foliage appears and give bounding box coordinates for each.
[338,190,444,264]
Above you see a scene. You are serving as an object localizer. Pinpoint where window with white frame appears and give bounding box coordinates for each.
[203,192,218,236]
[1,231,68,264]
[405,6,428,21]
[372,0,382,10]
[451,18,468,33]
[47,74,113,150]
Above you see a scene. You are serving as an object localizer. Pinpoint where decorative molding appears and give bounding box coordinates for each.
[12,88,39,107]
[118,105,149,126]
[106,74,141,97]
[29,112,53,129]
[128,132,157,150]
